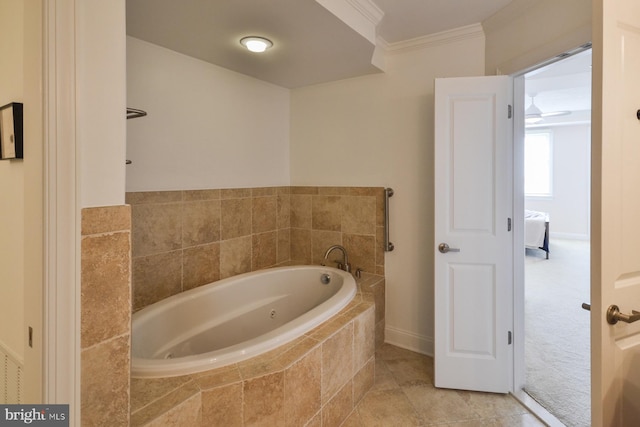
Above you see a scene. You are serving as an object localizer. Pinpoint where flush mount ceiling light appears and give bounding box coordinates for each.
[240,36,273,53]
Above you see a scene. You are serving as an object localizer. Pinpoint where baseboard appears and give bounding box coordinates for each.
[384,326,434,357]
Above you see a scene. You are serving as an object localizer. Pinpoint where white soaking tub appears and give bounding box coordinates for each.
[131,265,356,378]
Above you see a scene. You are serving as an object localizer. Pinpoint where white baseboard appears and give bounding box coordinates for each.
[384,326,434,357]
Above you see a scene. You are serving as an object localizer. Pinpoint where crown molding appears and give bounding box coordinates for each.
[379,23,485,55]
[315,0,384,44]
[345,0,384,26]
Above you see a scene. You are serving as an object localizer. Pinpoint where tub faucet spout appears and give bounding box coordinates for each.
[322,245,351,273]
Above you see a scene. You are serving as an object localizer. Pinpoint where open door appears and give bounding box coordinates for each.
[591,0,640,425]
[434,76,513,393]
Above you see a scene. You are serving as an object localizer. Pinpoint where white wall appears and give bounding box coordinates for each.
[77,1,128,207]
[0,0,25,360]
[525,124,591,240]
[126,37,290,191]
[290,30,486,354]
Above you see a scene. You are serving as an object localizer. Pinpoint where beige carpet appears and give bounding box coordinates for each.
[524,239,591,427]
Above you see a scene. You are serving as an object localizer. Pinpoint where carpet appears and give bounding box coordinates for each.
[524,239,591,427]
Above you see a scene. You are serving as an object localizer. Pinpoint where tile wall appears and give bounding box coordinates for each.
[80,205,132,426]
[127,186,386,312]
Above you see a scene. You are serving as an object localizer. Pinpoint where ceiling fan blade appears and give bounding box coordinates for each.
[540,110,571,118]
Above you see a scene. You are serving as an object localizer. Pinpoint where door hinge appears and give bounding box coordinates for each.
[508,104,512,119]
[29,326,33,348]
[507,217,512,231]
[508,331,512,345]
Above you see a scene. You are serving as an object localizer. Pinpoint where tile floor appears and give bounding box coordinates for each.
[344,344,546,426]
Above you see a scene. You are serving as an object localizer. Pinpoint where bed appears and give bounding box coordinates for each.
[525,210,550,259]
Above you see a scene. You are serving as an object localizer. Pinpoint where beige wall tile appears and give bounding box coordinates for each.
[221,198,252,240]
[183,189,220,201]
[81,335,130,426]
[277,229,290,264]
[290,186,319,195]
[220,236,252,279]
[284,346,321,427]
[343,234,376,273]
[322,381,353,427]
[145,393,202,427]
[321,323,354,404]
[131,381,200,427]
[354,307,376,371]
[312,195,341,231]
[252,195,277,233]
[126,191,182,205]
[183,243,220,290]
[132,251,182,311]
[353,357,375,406]
[290,194,312,228]
[317,187,349,196]
[276,191,290,229]
[243,371,285,426]
[342,196,376,235]
[82,205,131,235]
[201,384,243,427]
[81,231,131,348]
[132,202,182,257]
[252,187,276,197]
[311,230,342,266]
[131,376,193,413]
[182,200,221,246]
[290,228,311,264]
[221,188,252,199]
[252,231,277,271]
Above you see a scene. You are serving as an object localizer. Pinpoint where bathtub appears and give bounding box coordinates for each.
[131,265,357,378]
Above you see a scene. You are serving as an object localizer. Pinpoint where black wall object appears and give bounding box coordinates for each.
[0,102,24,160]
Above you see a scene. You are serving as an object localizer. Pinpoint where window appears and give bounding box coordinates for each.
[524,130,553,197]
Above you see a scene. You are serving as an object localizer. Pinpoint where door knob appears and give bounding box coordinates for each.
[606,304,640,325]
[438,243,460,254]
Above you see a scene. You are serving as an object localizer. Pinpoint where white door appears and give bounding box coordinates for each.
[591,0,640,425]
[434,76,513,393]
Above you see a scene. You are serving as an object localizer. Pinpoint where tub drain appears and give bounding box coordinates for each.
[270,309,277,319]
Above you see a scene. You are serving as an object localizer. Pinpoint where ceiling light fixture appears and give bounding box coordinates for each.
[240,36,273,53]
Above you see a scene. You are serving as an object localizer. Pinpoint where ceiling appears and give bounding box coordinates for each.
[126,0,591,120]
[525,49,592,125]
[126,0,514,88]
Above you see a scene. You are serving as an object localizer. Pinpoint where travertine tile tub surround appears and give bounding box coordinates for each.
[126,186,386,312]
[81,205,132,426]
[130,274,381,427]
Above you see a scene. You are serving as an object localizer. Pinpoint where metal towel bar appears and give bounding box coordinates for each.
[384,188,394,252]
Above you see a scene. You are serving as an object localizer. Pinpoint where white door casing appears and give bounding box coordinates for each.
[434,76,513,393]
[591,0,640,425]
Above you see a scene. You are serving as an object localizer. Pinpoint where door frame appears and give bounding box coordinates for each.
[509,45,592,425]
[43,0,80,418]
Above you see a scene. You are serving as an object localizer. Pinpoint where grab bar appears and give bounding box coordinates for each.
[384,188,394,252]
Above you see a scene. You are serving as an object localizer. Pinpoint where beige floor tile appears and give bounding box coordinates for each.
[356,388,421,426]
[349,345,546,427]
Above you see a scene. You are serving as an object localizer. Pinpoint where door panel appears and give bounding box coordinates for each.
[592,0,640,425]
[434,76,512,393]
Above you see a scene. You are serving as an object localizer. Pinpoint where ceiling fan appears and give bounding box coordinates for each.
[525,93,571,124]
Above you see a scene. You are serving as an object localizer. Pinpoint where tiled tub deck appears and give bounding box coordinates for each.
[131,274,384,427]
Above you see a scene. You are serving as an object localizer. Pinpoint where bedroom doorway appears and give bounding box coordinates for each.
[521,49,592,427]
